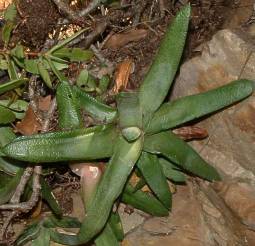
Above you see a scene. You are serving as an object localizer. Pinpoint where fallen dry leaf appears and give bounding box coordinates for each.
[113,58,134,93]
[15,105,41,135]
[105,29,148,49]
[173,126,208,140]
[0,0,12,11]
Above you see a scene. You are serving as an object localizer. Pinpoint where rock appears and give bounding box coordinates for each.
[172,29,255,183]
[125,185,247,246]
[118,204,146,234]
[171,28,255,245]
[213,182,255,230]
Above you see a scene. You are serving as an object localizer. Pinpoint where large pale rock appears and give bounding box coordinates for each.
[172,29,255,183]
[169,28,255,245]
[124,185,247,246]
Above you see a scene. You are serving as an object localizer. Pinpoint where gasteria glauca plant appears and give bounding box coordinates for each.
[0,4,254,246]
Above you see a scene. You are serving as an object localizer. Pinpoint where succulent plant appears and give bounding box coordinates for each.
[0,4,254,246]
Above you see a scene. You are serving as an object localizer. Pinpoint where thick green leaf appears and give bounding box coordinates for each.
[108,212,124,241]
[56,81,83,129]
[77,136,142,243]
[0,79,28,95]
[1,125,117,162]
[43,216,81,228]
[159,158,186,183]
[50,136,143,245]
[122,184,169,216]
[0,127,22,174]
[0,105,16,124]
[121,127,142,142]
[117,92,143,141]
[38,61,52,88]
[133,176,146,192]
[4,3,17,21]
[0,168,24,205]
[117,92,142,128]
[15,221,41,246]
[53,48,93,62]
[144,131,221,181]
[95,223,120,246]
[72,85,117,123]
[138,5,190,124]
[137,152,171,209]
[41,178,62,216]
[146,79,255,134]
[31,227,50,246]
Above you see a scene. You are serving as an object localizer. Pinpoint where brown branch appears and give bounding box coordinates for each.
[52,0,103,23]
[10,167,34,204]
[70,21,108,48]
[51,0,79,21]
[78,0,103,18]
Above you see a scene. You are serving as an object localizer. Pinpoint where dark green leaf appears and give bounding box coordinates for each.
[46,57,68,82]
[24,59,39,74]
[0,127,22,175]
[0,99,28,119]
[159,158,186,183]
[72,85,117,123]
[137,152,171,209]
[7,56,19,80]
[53,48,93,62]
[147,79,255,134]
[144,131,221,181]
[38,61,52,88]
[98,75,110,94]
[1,125,117,162]
[15,222,41,246]
[31,227,50,246]
[117,92,142,128]
[0,168,24,205]
[43,216,81,228]
[0,78,28,95]
[41,178,62,216]
[95,223,120,246]
[47,28,88,54]
[0,105,16,124]
[138,5,190,125]
[108,212,124,241]
[0,59,8,70]
[11,44,25,59]
[122,184,169,216]
[56,81,83,129]
[2,21,14,45]
[76,69,97,91]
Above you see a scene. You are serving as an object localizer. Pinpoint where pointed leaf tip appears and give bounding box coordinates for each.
[138,4,191,124]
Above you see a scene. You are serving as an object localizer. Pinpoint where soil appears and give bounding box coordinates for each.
[0,0,254,244]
